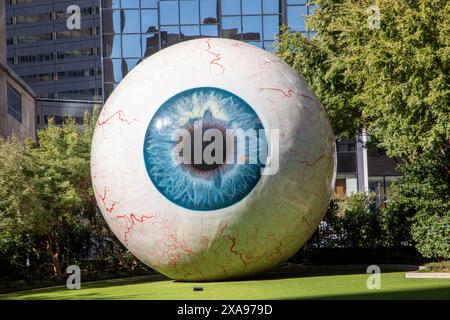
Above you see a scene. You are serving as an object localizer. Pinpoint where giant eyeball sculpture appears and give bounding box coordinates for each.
[91,38,336,281]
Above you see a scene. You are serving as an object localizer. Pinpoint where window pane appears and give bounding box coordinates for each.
[103,34,122,58]
[122,34,141,57]
[161,26,180,47]
[103,59,114,82]
[160,1,179,25]
[287,0,308,4]
[201,24,218,36]
[222,16,241,39]
[120,0,140,8]
[122,10,140,33]
[123,58,139,76]
[242,0,261,15]
[180,0,199,25]
[104,58,123,82]
[141,0,158,9]
[242,16,262,41]
[142,33,159,56]
[200,0,217,24]
[263,15,279,40]
[106,0,120,8]
[287,5,308,32]
[141,9,159,33]
[181,26,200,41]
[222,0,240,15]
[263,0,279,14]
[102,9,121,34]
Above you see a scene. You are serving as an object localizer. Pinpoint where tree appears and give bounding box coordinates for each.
[0,112,97,276]
[382,152,450,259]
[276,0,449,162]
[276,0,449,260]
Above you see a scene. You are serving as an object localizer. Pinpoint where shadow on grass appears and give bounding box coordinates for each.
[1,274,171,299]
[287,286,450,300]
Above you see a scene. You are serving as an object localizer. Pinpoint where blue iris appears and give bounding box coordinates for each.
[143,87,266,211]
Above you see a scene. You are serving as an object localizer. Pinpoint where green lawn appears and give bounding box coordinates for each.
[1,271,449,300]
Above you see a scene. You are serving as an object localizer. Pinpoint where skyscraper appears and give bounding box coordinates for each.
[101,0,315,99]
[5,0,102,127]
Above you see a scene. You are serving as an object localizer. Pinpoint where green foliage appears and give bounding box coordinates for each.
[276,0,450,161]
[0,108,146,280]
[420,260,450,272]
[342,193,382,248]
[312,193,382,248]
[276,0,449,260]
[382,151,450,259]
[412,213,450,260]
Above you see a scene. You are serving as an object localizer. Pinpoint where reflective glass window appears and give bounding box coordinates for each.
[16,13,51,24]
[200,0,217,23]
[242,0,261,15]
[142,33,159,56]
[181,25,200,38]
[222,0,240,15]
[103,35,122,58]
[102,9,121,34]
[123,58,140,76]
[122,34,141,57]
[161,26,180,47]
[141,0,158,9]
[180,0,199,25]
[242,16,262,41]
[104,83,116,98]
[287,5,307,32]
[122,10,141,33]
[222,16,241,39]
[263,15,279,40]
[201,24,218,36]
[160,1,179,25]
[121,0,140,8]
[141,9,159,33]
[287,0,308,4]
[107,0,120,8]
[263,0,279,14]
[104,58,123,82]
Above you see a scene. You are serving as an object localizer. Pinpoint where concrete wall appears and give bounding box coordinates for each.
[0,65,37,141]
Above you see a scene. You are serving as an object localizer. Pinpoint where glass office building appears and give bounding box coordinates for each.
[5,0,103,126]
[100,0,399,204]
[101,0,315,99]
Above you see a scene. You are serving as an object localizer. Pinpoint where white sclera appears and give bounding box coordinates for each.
[91,38,336,281]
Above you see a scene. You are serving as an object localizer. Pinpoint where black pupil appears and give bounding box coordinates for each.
[192,127,227,171]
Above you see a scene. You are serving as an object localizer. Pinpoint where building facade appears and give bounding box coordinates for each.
[101,0,315,99]
[5,0,102,127]
[1,0,37,140]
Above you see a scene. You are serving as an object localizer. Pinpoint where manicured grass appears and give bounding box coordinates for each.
[1,271,449,300]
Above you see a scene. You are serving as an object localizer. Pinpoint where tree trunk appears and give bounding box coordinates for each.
[46,236,62,276]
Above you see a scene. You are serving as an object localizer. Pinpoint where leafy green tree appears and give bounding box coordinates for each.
[341,193,382,248]
[382,152,450,259]
[0,111,97,276]
[276,0,449,162]
[276,0,449,259]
